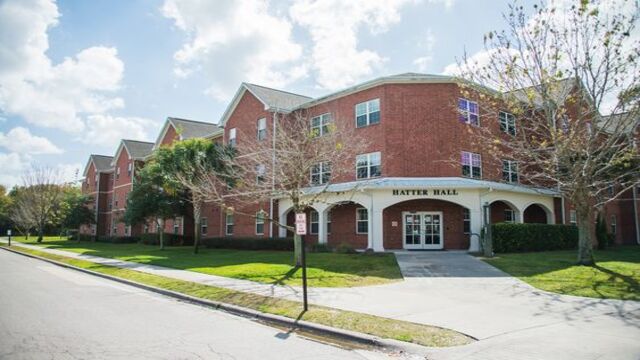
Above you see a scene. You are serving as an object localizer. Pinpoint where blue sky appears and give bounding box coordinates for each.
[0,0,523,188]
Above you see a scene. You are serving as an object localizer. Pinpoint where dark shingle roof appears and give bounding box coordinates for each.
[122,140,154,159]
[243,83,312,111]
[91,155,113,172]
[169,117,222,139]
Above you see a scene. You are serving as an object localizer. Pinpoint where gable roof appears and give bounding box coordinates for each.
[153,117,223,150]
[82,154,113,177]
[111,139,154,166]
[219,83,312,127]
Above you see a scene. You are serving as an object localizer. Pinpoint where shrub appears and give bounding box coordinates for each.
[311,243,332,253]
[76,233,94,242]
[201,237,294,251]
[335,242,357,254]
[491,223,578,253]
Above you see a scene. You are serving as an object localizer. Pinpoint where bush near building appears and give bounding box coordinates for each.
[492,223,578,253]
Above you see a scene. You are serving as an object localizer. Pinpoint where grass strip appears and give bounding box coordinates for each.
[3,245,473,347]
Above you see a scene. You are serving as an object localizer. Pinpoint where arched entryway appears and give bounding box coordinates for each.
[325,201,369,249]
[523,203,552,224]
[382,199,470,250]
[490,200,520,223]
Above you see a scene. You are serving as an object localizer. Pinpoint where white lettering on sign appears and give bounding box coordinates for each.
[295,213,306,223]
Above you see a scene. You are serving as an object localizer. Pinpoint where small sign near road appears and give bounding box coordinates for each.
[295,213,306,235]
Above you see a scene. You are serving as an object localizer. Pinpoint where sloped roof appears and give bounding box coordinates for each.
[505,78,577,106]
[169,117,222,140]
[82,154,113,177]
[598,112,639,134]
[122,139,154,159]
[243,83,312,111]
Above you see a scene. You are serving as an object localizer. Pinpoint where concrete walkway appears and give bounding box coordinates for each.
[5,242,640,360]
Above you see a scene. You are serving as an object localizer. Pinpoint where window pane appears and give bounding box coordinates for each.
[357,167,368,179]
[370,165,381,177]
[469,101,478,114]
[357,222,368,233]
[369,99,380,112]
[461,152,470,165]
[462,165,470,177]
[458,98,467,110]
[356,155,368,167]
[469,114,479,126]
[355,103,367,116]
[311,117,320,127]
[356,115,367,127]
[369,111,380,124]
[370,152,381,165]
[472,167,481,178]
[357,208,367,220]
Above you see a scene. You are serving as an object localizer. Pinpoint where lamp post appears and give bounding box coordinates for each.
[7,229,11,247]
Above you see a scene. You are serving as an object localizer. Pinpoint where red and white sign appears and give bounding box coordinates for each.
[295,213,307,235]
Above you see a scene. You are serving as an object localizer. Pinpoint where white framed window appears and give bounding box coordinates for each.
[125,225,131,236]
[458,98,479,126]
[569,210,577,225]
[257,118,267,140]
[504,209,515,223]
[255,212,265,235]
[355,99,380,128]
[611,215,617,235]
[256,164,266,183]
[229,128,237,147]
[116,166,121,179]
[127,163,132,177]
[310,210,319,235]
[108,198,113,210]
[356,208,368,234]
[502,160,518,183]
[311,162,331,185]
[461,151,482,179]
[94,174,98,183]
[226,214,234,235]
[201,217,208,235]
[327,211,331,234]
[356,152,381,179]
[144,223,149,234]
[311,113,331,137]
[463,208,471,234]
[499,111,516,135]
[173,217,181,235]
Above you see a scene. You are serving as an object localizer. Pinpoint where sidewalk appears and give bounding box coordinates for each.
[4,241,640,360]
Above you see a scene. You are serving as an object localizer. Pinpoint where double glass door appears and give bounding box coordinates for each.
[403,212,443,250]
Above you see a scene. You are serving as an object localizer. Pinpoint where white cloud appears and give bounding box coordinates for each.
[82,114,159,148]
[57,162,84,184]
[0,127,62,155]
[162,0,305,101]
[0,0,125,133]
[290,0,415,90]
[413,29,436,72]
[0,152,28,189]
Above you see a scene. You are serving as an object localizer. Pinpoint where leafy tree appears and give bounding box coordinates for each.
[155,139,233,254]
[19,166,66,242]
[0,185,13,234]
[123,161,186,250]
[60,187,95,236]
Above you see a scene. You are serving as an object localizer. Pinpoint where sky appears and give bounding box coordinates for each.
[0,0,630,189]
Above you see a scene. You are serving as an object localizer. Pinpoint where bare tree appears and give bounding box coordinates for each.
[189,111,370,265]
[18,166,66,242]
[8,188,38,239]
[453,0,640,264]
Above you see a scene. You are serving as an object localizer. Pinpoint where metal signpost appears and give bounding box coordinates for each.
[7,229,11,247]
[295,213,308,311]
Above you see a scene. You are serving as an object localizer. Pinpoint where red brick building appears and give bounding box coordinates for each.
[81,73,640,250]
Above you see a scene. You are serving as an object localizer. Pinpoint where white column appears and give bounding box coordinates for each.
[317,205,329,244]
[514,210,523,223]
[278,207,289,238]
[469,208,483,252]
[371,207,384,251]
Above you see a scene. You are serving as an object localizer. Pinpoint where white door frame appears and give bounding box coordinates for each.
[402,211,444,250]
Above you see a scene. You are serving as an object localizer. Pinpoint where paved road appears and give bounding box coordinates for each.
[0,250,399,360]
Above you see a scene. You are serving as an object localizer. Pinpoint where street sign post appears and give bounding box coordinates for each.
[295,213,308,311]
[7,229,11,247]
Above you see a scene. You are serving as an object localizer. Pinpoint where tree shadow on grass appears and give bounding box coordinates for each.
[591,264,640,300]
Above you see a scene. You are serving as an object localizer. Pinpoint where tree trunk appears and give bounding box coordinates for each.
[576,205,595,266]
[193,201,201,255]
[37,222,44,243]
[294,233,303,267]
[159,219,165,250]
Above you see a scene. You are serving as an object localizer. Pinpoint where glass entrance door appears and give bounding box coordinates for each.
[403,211,444,250]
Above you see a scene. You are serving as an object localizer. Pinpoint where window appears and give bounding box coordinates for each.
[310,210,319,234]
[144,224,149,234]
[257,118,267,140]
[94,174,98,183]
[125,225,131,236]
[611,215,617,235]
[463,208,471,234]
[569,210,577,225]
[255,212,265,235]
[502,160,518,183]
[114,195,118,207]
[256,164,266,183]
[499,111,516,135]
[116,166,120,179]
[127,163,132,177]
[458,98,479,126]
[356,208,368,234]
[327,211,331,234]
[173,217,181,235]
[461,152,482,179]
[229,128,237,147]
[311,113,331,137]
[201,217,208,235]
[226,214,234,235]
[608,185,615,197]
[108,198,113,210]
[504,209,515,223]
[356,152,381,179]
[355,99,380,128]
[311,162,331,185]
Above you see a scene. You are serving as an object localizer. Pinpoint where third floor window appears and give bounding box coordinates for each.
[499,111,516,135]
[458,98,479,126]
[257,118,267,140]
[229,128,237,147]
[311,113,331,137]
[356,152,381,179]
[355,99,380,128]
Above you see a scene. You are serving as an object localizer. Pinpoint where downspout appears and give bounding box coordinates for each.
[95,171,100,237]
[269,111,278,237]
[634,185,640,244]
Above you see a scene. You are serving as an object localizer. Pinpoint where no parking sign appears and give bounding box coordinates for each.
[295,213,306,235]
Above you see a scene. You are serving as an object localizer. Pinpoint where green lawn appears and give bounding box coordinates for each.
[484,246,640,301]
[15,236,402,288]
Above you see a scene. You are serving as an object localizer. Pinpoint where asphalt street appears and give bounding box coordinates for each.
[0,250,402,360]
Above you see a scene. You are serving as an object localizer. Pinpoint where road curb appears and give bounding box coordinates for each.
[1,245,433,356]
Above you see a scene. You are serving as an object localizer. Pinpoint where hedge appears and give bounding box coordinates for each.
[491,223,578,253]
[139,233,194,246]
[201,237,294,251]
